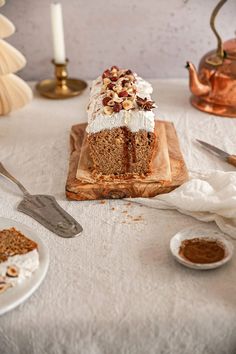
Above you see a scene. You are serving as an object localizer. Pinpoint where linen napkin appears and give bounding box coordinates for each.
[131,170,236,239]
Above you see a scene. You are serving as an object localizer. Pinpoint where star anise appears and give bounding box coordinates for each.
[136,96,155,111]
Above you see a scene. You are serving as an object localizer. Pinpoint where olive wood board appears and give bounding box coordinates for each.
[66,120,189,200]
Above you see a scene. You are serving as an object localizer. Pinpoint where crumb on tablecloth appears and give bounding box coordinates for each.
[133,216,143,221]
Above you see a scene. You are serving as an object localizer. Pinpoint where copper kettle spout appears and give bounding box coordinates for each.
[186,62,211,97]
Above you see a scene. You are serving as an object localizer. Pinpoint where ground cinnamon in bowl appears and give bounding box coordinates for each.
[179,237,225,264]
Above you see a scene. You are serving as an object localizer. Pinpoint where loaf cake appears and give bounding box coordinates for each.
[86,66,156,176]
[0,227,39,293]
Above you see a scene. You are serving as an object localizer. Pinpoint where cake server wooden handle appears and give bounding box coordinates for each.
[227,155,236,167]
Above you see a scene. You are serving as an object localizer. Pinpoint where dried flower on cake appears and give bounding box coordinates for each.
[136,96,155,111]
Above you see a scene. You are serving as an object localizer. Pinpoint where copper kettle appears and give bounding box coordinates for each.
[186,0,236,118]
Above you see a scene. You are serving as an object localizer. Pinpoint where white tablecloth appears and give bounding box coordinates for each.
[0,80,236,354]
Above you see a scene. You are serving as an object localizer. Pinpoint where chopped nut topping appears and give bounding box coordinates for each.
[107,83,115,90]
[100,66,155,114]
[102,69,111,79]
[0,275,6,284]
[111,65,119,71]
[107,90,115,98]
[103,106,113,115]
[103,77,111,85]
[113,102,122,112]
[122,100,134,110]
[6,265,20,278]
[110,76,118,82]
[0,282,11,294]
[113,85,122,93]
[107,99,115,107]
[118,90,129,98]
[102,97,111,106]
[121,79,129,87]
[113,93,122,103]
[125,74,135,82]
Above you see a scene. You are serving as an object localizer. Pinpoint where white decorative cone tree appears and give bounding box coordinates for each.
[0,13,32,115]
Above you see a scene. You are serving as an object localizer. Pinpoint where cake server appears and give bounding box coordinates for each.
[196,139,236,167]
[0,162,83,238]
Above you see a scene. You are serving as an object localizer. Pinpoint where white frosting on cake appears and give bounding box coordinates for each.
[86,74,156,134]
[0,249,39,285]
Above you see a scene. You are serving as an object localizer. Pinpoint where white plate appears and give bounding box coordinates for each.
[0,217,49,315]
[170,226,234,270]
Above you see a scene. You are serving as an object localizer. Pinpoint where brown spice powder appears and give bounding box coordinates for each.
[179,237,225,264]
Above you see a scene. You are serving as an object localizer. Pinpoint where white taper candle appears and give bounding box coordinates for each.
[50,2,66,64]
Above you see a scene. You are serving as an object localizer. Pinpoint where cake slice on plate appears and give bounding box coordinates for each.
[0,227,39,293]
[87,66,157,176]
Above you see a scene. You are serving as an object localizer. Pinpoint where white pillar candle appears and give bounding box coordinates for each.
[50,2,66,64]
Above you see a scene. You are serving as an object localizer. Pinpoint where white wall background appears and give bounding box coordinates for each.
[1,0,236,80]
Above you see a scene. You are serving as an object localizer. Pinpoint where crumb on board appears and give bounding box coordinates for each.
[111,207,116,211]
[99,200,106,204]
[122,210,128,214]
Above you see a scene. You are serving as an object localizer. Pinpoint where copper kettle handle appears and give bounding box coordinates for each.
[206,0,228,66]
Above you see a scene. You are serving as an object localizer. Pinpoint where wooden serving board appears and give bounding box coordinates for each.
[66,121,188,201]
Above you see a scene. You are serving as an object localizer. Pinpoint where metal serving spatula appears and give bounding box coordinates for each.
[0,162,83,238]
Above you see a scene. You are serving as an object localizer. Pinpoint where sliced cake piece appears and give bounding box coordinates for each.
[0,227,39,293]
[86,66,157,176]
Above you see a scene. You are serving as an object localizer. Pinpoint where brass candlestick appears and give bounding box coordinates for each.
[36,59,87,99]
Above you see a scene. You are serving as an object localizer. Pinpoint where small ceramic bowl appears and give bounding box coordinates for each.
[170,226,234,270]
